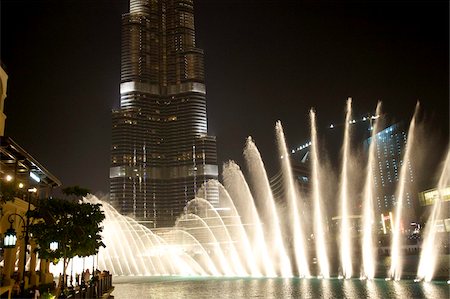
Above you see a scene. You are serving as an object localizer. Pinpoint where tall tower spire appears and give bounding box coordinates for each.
[110,0,218,228]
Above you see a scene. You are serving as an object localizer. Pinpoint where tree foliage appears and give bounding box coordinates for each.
[61,186,90,198]
[0,180,18,203]
[27,197,105,262]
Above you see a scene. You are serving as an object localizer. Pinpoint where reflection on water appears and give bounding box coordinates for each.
[112,277,449,299]
[365,280,382,299]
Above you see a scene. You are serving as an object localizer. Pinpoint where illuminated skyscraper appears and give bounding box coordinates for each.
[110,0,218,228]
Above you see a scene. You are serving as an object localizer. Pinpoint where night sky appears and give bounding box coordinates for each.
[0,0,448,195]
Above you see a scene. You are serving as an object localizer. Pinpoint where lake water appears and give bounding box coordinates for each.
[112,276,449,298]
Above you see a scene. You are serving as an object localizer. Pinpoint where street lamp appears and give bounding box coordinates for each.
[3,225,17,248]
[3,213,28,292]
[2,187,37,293]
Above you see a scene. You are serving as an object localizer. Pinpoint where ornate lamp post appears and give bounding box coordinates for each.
[2,187,37,293]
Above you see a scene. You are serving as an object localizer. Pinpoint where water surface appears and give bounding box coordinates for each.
[112,276,448,298]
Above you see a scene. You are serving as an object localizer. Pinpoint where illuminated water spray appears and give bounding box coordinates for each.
[309,109,330,278]
[244,138,293,277]
[276,121,310,277]
[44,102,449,281]
[223,161,275,277]
[417,149,450,281]
[361,102,382,280]
[200,180,261,276]
[339,98,353,279]
[389,102,419,280]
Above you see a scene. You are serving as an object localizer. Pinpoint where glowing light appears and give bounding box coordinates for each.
[30,172,41,182]
[5,175,12,182]
[381,213,387,234]
[50,241,59,251]
[18,183,24,189]
[329,124,334,129]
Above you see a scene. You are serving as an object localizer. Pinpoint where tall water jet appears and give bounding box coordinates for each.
[185,197,247,276]
[389,102,419,280]
[275,121,311,277]
[176,212,234,276]
[417,149,450,281]
[361,102,382,280]
[309,109,330,278]
[244,138,293,277]
[198,180,261,276]
[223,161,275,276]
[339,98,353,279]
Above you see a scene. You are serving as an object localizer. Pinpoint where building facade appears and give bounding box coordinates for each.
[365,123,416,220]
[0,63,61,291]
[110,0,218,228]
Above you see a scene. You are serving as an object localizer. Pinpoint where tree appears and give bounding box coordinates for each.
[61,186,90,198]
[0,180,19,203]
[27,190,105,290]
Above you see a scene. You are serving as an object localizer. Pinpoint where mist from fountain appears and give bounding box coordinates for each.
[309,109,331,278]
[389,102,420,281]
[275,121,310,277]
[360,101,382,280]
[222,161,275,277]
[48,102,449,284]
[243,137,293,277]
[199,181,261,276]
[340,98,353,279]
[417,150,450,281]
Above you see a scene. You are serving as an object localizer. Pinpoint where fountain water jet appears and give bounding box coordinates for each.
[389,102,420,280]
[275,121,311,277]
[223,161,275,276]
[417,149,450,281]
[361,102,382,280]
[46,101,448,283]
[339,98,353,279]
[244,138,293,277]
[185,197,247,276]
[199,181,261,276]
[176,212,234,276]
[309,109,331,278]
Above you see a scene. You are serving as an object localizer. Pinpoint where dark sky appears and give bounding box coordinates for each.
[0,0,448,195]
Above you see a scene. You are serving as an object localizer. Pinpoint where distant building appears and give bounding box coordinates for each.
[110,0,218,228]
[365,123,416,221]
[418,187,450,232]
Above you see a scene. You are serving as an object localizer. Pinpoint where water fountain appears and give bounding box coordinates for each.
[52,102,449,287]
[360,102,382,280]
[416,150,450,281]
[389,103,419,281]
[339,98,354,279]
[309,109,330,278]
